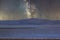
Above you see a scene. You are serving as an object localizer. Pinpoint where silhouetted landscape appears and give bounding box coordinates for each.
[0,18,60,25]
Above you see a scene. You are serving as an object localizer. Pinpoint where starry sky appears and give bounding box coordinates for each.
[0,0,25,20]
[0,0,60,20]
[30,0,60,20]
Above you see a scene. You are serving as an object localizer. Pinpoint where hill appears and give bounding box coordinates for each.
[0,18,60,25]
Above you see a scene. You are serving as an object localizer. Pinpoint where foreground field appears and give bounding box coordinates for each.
[0,25,60,39]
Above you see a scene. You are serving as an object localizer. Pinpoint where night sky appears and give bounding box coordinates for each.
[0,0,60,20]
[30,0,60,20]
[0,0,25,20]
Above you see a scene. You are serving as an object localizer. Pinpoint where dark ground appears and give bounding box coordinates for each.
[0,25,60,39]
[0,19,60,39]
